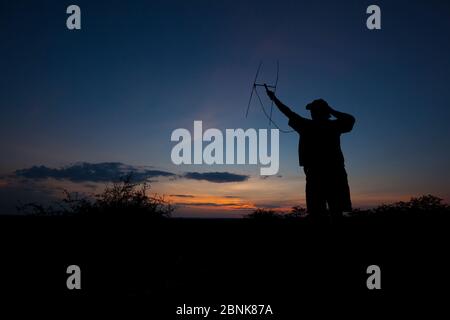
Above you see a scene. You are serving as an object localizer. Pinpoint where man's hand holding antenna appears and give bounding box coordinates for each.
[264,84,277,101]
[246,62,294,133]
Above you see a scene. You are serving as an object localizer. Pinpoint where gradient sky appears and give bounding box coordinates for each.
[1,0,450,217]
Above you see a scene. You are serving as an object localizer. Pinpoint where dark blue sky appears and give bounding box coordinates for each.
[1,0,450,215]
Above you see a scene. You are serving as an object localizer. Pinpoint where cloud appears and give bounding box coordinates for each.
[174,202,251,210]
[14,162,175,183]
[170,194,196,198]
[13,163,250,185]
[175,202,238,207]
[253,203,285,209]
[182,172,249,183]
[260,174,283,180]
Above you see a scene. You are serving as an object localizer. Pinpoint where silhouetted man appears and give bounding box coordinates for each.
[265,85,355,221]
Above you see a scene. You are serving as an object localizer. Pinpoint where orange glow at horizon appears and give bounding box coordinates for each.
[10,176,447,216]
[167,194,256,211]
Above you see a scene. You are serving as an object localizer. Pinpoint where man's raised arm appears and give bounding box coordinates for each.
[265,84,300,119]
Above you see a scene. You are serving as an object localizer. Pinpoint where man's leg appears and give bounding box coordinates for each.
[304,167,327,221]
[327,166,352,223]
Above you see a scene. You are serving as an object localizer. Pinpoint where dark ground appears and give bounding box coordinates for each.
[0,214,448,317]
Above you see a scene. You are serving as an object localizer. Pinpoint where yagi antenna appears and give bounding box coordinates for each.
[245,62,262,118]
[268,60,279,127]
[245,61,294,133]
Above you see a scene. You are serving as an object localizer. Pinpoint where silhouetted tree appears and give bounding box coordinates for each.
[18,176,173,218]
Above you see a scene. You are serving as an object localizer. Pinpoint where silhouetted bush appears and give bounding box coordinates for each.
[247,195,449,220]
[367,194,449,217]
[246,206,308,220]
[285,206,308,219]
[18,176,173,218]
[246,208,284,220]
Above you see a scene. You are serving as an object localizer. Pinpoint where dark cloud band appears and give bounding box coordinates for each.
[14,163,249,184]
[182,172,249,183]
[14,162,174,183]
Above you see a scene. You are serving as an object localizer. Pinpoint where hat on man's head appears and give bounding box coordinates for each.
[306,99,330,111]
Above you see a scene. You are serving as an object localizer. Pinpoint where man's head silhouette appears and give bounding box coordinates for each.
[306,99,331,120]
